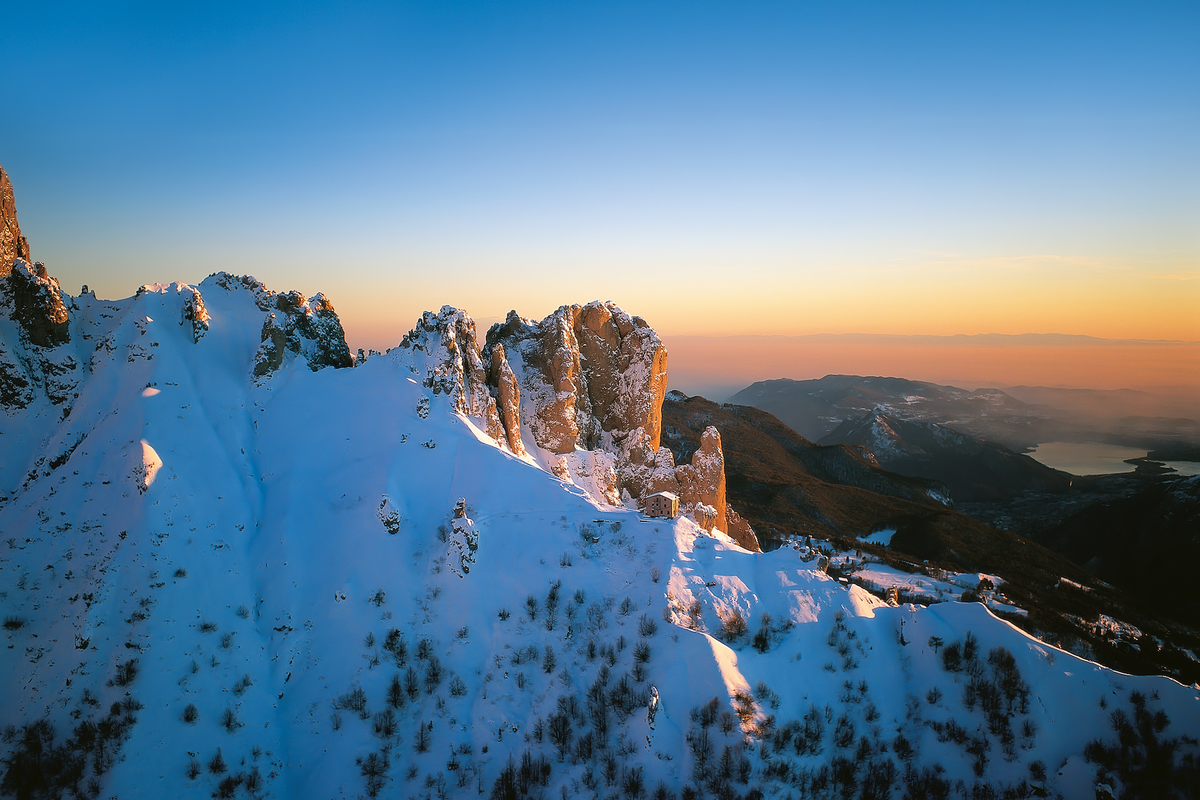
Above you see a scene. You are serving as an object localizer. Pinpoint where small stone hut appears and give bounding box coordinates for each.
[644,491,679,519]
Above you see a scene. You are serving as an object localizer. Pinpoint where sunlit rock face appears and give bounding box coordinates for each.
[574,301,670,452]
[486,343,525,455]
[483,300,668,462]
[0,166,32,275]
[675,426,728,534]
[179,285,210,344]
[485,306,587,455]
[477,301,756,547]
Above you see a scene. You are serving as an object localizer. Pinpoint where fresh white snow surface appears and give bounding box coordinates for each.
[1,279,1198,799]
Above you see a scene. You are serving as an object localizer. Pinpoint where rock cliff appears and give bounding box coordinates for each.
[474,302,754,545]
[180,285,210,344]
[0,260,81,410]
[385,301,754,544]
[483,302,668,459]
[0,166,32,274]
[486,343,524,455]
[5,259,71,348]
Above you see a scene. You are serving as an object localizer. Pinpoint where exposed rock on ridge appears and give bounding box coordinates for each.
[675,426,728,532]
[0,172,81,410]
[202,274,353,378]
[0,166,32,274]
[0,260,80,410]
[5,259,70,348]
[180,285,210,343]
[395,306,505,444]
[483,302,669,459]
[471,301,755,547]
[486,343,524,455]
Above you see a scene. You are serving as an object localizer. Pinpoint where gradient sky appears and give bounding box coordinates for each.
[4,2,1198,391]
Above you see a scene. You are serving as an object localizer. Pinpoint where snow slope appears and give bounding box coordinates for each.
[2,277,1198,799]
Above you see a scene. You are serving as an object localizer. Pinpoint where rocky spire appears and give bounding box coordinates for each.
[481,300,757,547]
[483,301,669,459]
[1,166,32,275]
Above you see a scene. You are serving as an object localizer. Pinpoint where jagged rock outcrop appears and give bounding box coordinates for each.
[5,260,70,348]
[274,291,354,371]
[642,446,682,497]
[0,173,80,411]
[486,343,524,455]
[254,313,290,376]
[0,260,81,410]
[180,285,210,343]
[635,425,734,534]
[395,306,505,445]
[725,507,757,551]
[484,302,668,457]
[675,426,728,533]
[383,301,752,539]
[206,272,277,311]
[206,273,353,378]
[0,166,32,274]
[484,307,586,454]
[480,304,752,541]
[574,301,670,449]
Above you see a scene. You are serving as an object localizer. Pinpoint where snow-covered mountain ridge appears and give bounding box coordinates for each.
[0,157,1196,799]
[2,268,1197,799]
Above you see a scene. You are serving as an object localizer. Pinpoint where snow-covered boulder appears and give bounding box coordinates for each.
[378,494,404,535]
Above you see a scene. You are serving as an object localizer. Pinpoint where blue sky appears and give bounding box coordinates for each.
[4,1,1197,355]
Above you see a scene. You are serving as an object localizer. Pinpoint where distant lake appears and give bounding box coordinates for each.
[1029,442,1146,476]
[1029,442,1200,477]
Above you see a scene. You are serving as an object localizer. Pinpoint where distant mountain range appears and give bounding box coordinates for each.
[660,393,951,543]
[818,412,1074,502]
[728,374,1049,449]
[729,374,1200,453]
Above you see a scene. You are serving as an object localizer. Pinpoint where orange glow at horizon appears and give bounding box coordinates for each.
[334,247,1199,352]
[663,335,1200,398]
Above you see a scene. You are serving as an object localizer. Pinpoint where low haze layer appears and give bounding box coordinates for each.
[665,333,1200,401]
